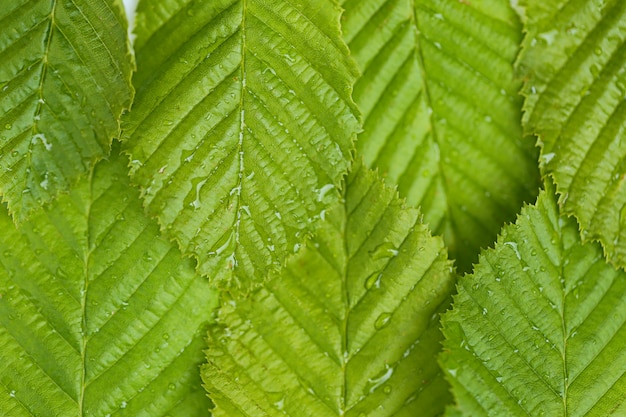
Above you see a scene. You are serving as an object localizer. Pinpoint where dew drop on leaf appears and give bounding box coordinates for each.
[364,272,382,290]
[374,312,392,330]
[369,242,399,260]
[55,268,68,279]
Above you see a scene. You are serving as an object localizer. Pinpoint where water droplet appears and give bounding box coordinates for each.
[364,272,382,290]
[162,333,170,340]
[32,133,52,150]
[590,65,601,77]
[383,385,392,394]
[4,124,11,130]
[370,242,399,260]
[316,183,335,202]
[374,312,392,330]
[367,365,394,393]
[168,383,176,390]
[188,177,208,210]
[180,148,196,164]
[273,397,285,410]
[537,29,558,46]
[209,232,235,257]
[504,241,521,260]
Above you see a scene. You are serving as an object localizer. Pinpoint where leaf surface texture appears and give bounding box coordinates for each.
[202,162,456,416]
[340,0,540,271]
[0,0,134,220]
[122,0,360,290]
[0,148,217,416]
[441,184,626,416]
[516,0,626,267]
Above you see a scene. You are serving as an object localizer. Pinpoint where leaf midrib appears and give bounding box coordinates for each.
[340,172,350,416]
[556,220,569,416]
[78,166,96,415]
[20,0,57,213]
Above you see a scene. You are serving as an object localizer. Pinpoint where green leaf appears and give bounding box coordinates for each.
[0,146,217,416]
[340,0,540,272]
[0,0,134,221]
[440,184,626,416]
[202,161,456,416]
[515,0,626,268]
[121,0,360,291]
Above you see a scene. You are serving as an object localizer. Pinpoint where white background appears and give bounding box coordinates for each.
[122,0,138,38]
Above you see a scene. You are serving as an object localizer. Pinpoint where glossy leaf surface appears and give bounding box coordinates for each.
[0,148,217,416]
[341,0,540,271]
[202,162,456,416]
[0,0,134,220]
[122,0,360,290]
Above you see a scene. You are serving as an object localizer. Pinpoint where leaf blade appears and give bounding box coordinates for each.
[440,184,626,416]
[340,0,540,271]
[0,0,134,220]
[202,162,456,416]
[516,0,626,267]
[122,0,360,290]
[0,147,217,416]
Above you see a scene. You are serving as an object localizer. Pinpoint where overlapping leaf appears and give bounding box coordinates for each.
[516,0,626,267]
[122,0,360,290]
[441,184,626,416]
[340,0,540,271]
[0,148,217,416]
[202,162,456,416]
[0,0,134,221]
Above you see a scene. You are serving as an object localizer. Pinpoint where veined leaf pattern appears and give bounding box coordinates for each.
[341,0,540,271]
[122,0,360,290]
[0,147,217,416]
[202,162,456,416]
[516,0,626,268]
[441,183,626,416]
[0,0,134,221]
